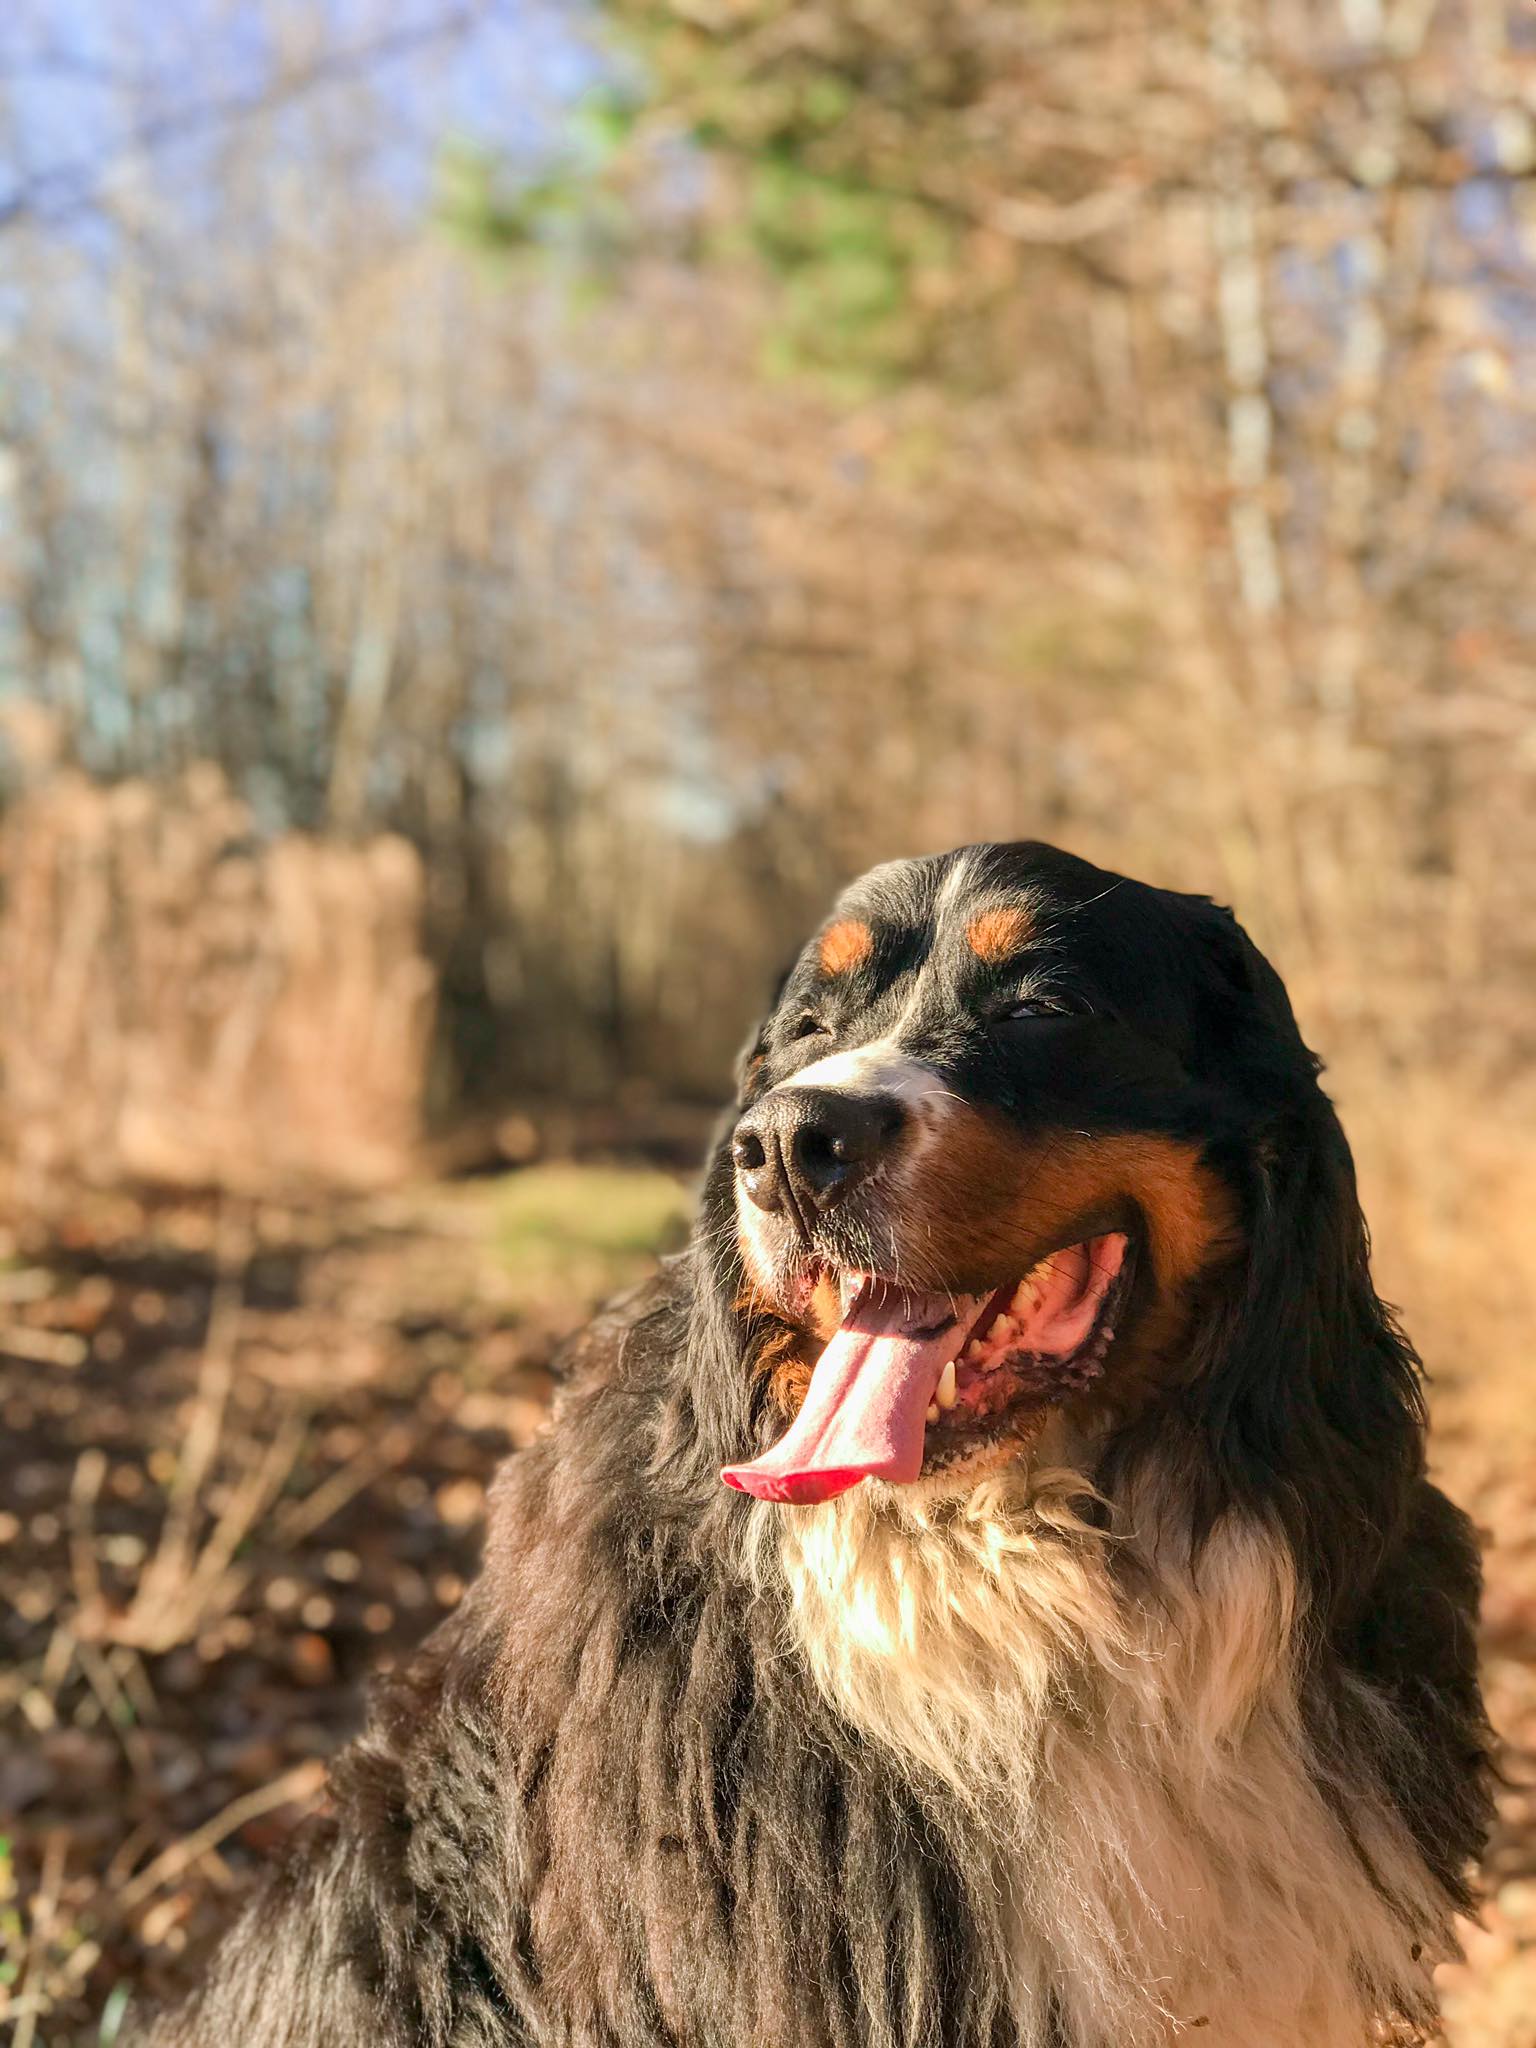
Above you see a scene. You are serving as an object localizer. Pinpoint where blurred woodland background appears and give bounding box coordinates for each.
[1,1,1534,2042]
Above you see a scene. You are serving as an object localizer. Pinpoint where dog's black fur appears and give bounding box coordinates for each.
[141,843,1491,2048]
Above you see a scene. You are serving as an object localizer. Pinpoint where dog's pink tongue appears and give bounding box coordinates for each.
[721,1284,985,1506]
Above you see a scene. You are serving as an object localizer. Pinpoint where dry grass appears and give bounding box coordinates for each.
[0,765,435,1202]
[0,1128,1531,2046]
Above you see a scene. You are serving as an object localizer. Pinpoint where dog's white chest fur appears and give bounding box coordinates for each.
[752,1469,1450,2048]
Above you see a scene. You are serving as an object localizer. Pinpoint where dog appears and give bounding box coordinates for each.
[143,841,1490,2048]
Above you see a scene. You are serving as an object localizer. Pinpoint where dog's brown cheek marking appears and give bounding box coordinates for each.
[904,1112,1242,1388]
[966,905,1033,965]
[918,1112,1234,1282]
[734,1273,839,1419]
[819,918,874,976]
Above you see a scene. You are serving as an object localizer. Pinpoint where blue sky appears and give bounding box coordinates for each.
[0,0,605,238]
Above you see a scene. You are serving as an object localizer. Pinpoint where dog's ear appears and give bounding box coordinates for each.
[1199,899,1299,1022]
[1125,894,1423,1617]
[1171,893,1316,1089]
[1183,1088,1424,1625]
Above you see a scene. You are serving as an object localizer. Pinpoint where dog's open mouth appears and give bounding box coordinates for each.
[721,1233,1130,1505]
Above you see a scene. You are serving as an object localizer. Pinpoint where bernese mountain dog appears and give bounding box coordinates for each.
[143,842,1491,2048]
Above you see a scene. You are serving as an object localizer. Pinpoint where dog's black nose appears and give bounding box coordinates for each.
[732,1088,905,1218]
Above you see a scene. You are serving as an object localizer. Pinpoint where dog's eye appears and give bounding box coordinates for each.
[792,1014,832,1040]
[996,995,1087,1023]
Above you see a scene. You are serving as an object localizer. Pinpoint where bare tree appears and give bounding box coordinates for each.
[0,0,1532,1138]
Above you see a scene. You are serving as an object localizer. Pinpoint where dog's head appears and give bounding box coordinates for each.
[700,843,1419,1601]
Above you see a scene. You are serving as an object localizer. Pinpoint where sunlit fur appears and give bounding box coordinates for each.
[746,1454,1448,2048]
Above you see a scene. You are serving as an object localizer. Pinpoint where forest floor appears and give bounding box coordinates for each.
[0,1154,1532,2047]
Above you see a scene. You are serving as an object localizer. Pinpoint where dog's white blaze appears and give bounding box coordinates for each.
[746,1463,1452,2048]
[775,1042,952,1120]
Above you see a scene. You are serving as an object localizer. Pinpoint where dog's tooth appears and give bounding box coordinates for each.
[936,1359,958,1410]
[926,1402,941,1425]
[963,1338,985,1362]
[992,1314,1018,1343]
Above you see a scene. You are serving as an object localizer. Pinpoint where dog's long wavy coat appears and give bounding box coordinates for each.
[143,844,1490,2048]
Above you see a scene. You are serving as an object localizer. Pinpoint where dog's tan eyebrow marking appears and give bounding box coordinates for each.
[819,919,874,976]
[966,906,1033,964]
